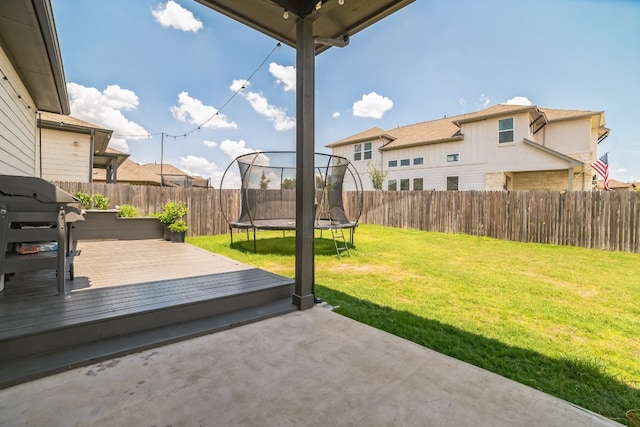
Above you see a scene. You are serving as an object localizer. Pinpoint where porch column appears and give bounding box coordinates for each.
[567,168,573,191]
[292,17,316,310]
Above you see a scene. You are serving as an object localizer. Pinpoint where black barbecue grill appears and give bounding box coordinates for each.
[0,175,84,295]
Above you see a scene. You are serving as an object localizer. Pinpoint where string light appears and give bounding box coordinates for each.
[113,41,283,141]
[0,67,35,112]
[283,9,289,19]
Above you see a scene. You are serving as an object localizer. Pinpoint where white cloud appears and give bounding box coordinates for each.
[203,140,217,148]
[458,97,468,112]
[177,155,222,186]
[505,96,533,106]
[269,62,296,92]
[229,80,295,131]
[352,92,393,119]
[152,1,203,32]
[478,93,491,108]
[219,139,256,160]
[616,167,627,173]
[170,92,237,129]
[332,112,341,118]
[67,82,150,152]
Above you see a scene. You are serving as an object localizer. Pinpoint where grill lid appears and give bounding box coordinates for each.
[0,175,78,204]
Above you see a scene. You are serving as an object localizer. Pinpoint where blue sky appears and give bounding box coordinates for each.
[50,0,640,187]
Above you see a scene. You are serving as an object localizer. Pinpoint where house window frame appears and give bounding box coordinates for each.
[354,143,362,161]
[446,153,460,163]
[400,158,410,166]
[388,160,398,167]
[413,157,424,166]
[388,179,397,191]
[354,142,372,161]
[498,117,515,144]
[400,178,410,191]
[413,178,423,191]
[446,176,459,191]
[363,142,372,160]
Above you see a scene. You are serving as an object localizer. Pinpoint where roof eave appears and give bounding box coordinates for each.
[456,106,538,125]
[379,135,464,151]
[0,0,70,114]
[523,138,583,167]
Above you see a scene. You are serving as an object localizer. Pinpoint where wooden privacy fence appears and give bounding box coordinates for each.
[55,182,640,253]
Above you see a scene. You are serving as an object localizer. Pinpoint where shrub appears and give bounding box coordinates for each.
[75,192,93,209]
[118,204,139,218]
[168,219,188,232]
[75,192,110,210]
[92,194,110,210]
[156,202,188,226]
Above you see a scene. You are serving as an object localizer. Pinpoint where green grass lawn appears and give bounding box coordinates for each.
[189,224,640,425]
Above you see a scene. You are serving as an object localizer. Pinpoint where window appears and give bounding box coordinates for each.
[363,142,372,160]
[400,179,410,190]
[498,118,514,144]
[446,153,459,162]
[447,176,459,191]
[388,160,398,167]
[413,157,424,165]
[400,159,410,166]
[388,179,397,191]
[413,178,423,191]
[354,142,372,161]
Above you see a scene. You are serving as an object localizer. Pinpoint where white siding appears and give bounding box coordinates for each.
[333,138,387,191]
[539,118,592,164]
[40,128,92,182]
[465,113,572,173]
[0,47,37,176]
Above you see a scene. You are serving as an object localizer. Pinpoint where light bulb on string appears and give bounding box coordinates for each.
[283,9,289,19]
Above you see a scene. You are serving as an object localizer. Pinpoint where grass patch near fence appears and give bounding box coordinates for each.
[189,224,640,424]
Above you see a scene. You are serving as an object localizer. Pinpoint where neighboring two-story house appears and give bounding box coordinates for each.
[327,104,609,191]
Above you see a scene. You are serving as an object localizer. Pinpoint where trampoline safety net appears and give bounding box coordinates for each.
[220,151,363,235]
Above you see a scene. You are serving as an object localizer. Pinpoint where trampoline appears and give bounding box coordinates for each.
[220,151,363,255]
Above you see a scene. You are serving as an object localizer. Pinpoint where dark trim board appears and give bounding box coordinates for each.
[0,268,295,389]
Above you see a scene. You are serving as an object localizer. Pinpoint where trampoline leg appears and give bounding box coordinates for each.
[230,226,233,246]
[253,228,257,253]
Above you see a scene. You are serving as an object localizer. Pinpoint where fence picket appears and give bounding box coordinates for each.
[54,182,640,254]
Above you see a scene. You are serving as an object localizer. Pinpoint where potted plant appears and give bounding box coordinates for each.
[156,202,188,240]
[168,219,188,243]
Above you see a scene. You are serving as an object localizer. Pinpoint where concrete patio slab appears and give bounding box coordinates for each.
[0,307,620,426]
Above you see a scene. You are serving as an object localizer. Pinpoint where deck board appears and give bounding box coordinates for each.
[0,239,294,339]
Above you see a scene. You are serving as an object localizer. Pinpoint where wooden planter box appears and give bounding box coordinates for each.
[73,210,164,241]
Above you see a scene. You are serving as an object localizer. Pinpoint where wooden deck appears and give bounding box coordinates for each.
[0,239,295,389]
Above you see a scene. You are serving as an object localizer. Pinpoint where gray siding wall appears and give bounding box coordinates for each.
[0,48,37,176]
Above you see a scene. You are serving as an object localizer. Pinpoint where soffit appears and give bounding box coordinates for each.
[0,0,69,114]
[194,0,415,54]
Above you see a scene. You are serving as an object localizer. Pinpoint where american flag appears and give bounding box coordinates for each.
[591,153,610,190]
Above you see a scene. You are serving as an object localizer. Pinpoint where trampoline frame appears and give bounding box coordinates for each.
[219,151,363,253]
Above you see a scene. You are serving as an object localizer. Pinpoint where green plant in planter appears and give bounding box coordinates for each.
[93,194,110,210]
[75,192,110,210]
[156,202,188,226]
[118,204,139,218]
[168,219,188,233]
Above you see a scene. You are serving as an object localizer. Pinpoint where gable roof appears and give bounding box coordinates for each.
[93,158,163,186]
[38,111,113,155]
[327,104,608,151]
[140,163,189,177]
